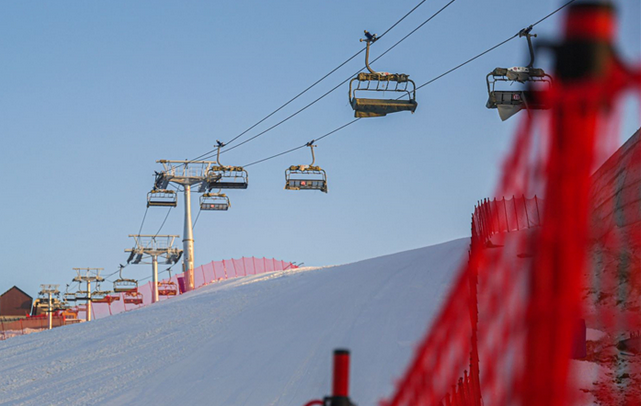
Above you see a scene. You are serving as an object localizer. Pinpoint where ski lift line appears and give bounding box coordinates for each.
[187,0,448,163]
[192,207,203,230]
[529,0,577,29]
[416,34,518,91]
[152,207,173,239]
[218,49,365,150]
[240,1,576,169]
[137,206,149,238]
[377,0,428,39]
[243,119,360,168]
[219,1,458,157]
[375,0,456,64]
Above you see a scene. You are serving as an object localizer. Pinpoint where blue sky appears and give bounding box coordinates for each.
[1,0,639,297]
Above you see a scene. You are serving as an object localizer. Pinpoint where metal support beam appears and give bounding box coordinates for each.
[183,184,195,291]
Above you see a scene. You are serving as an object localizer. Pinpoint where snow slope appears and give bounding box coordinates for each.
[0,238,469,406]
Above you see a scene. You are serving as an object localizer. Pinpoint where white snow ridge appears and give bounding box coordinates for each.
[0,238,469,406]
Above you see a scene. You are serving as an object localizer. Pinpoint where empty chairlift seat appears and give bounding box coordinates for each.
[123,290,143,305]
[147,189,177,207]
[285,142,327,193]
[157,281,178,296]
[350,72,418,118]
[486,67,551,121]
[285,165,327,192]
[200,192,230,211]
[203,166,248,190]
[485,27,552,121]
[348,30,417,118]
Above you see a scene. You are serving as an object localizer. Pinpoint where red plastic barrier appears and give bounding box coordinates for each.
[382,3,640,406]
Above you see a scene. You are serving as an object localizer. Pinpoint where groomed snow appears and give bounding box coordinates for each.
[0,238,469,406]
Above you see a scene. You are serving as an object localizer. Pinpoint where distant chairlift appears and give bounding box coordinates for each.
[486,26,552,121]
[91,284,120,304]
[113,265,139,293]
[202,141,248,191]
[200,192,230,211]
[123,289,144,305]
[157,281,178,296]
[285,142,327,193]
[147,189,177,208]
[349,30,417,118]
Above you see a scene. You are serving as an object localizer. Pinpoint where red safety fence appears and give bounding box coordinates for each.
[471,195,543,250]
[0,316,66,340]
[381,3,640,406]
[76,257,298,320]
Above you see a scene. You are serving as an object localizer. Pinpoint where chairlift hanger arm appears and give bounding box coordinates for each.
[361,31,379,74]
[518,25,537,68]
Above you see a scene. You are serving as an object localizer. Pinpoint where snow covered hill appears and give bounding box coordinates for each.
[0,238,469,406]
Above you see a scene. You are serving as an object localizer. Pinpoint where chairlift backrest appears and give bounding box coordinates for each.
[205,166,248,190]
[113,278,138,293]
[200,192,230,211]
[147,189,177,207]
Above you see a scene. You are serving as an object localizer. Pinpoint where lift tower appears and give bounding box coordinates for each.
[150,159,246,291]
[125,234,182,303]
[38,284,60,330]
[72,268,104,322]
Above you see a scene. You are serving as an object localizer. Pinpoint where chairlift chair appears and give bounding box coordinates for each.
[123,290,144,305]
[201,141,249,190]
[157,281,178,296]
[285,142,327,193]
[92,295,120,304]
[486,27,552,121]
[147,189,177,208]
[349,31,418,118]
[200,192,230,211]
[113,266,140,292]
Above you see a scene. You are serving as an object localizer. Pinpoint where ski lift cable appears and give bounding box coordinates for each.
[213,0,458,159]
[241,0,576,168]
[187,0,453,162]
[192,207,203,230]
[153,207,173,239]
[244,119,360,167]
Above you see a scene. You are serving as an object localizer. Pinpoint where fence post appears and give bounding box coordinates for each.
[513,195,520,230]
[522,194,531,228]
[331,349,352,406]
[492,197,501,233]
[503,197,510,232]
[534,195,542,225]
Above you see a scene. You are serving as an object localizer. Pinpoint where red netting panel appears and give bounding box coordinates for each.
[264,257,275,273]
[382,4,640,405]
[213,260,226,280]
[193,264,206,289]
[224,259,237,278]
[243,257,255,275]
[254,257,266,275]
[233,258,247,277]
[202,262,215,284]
